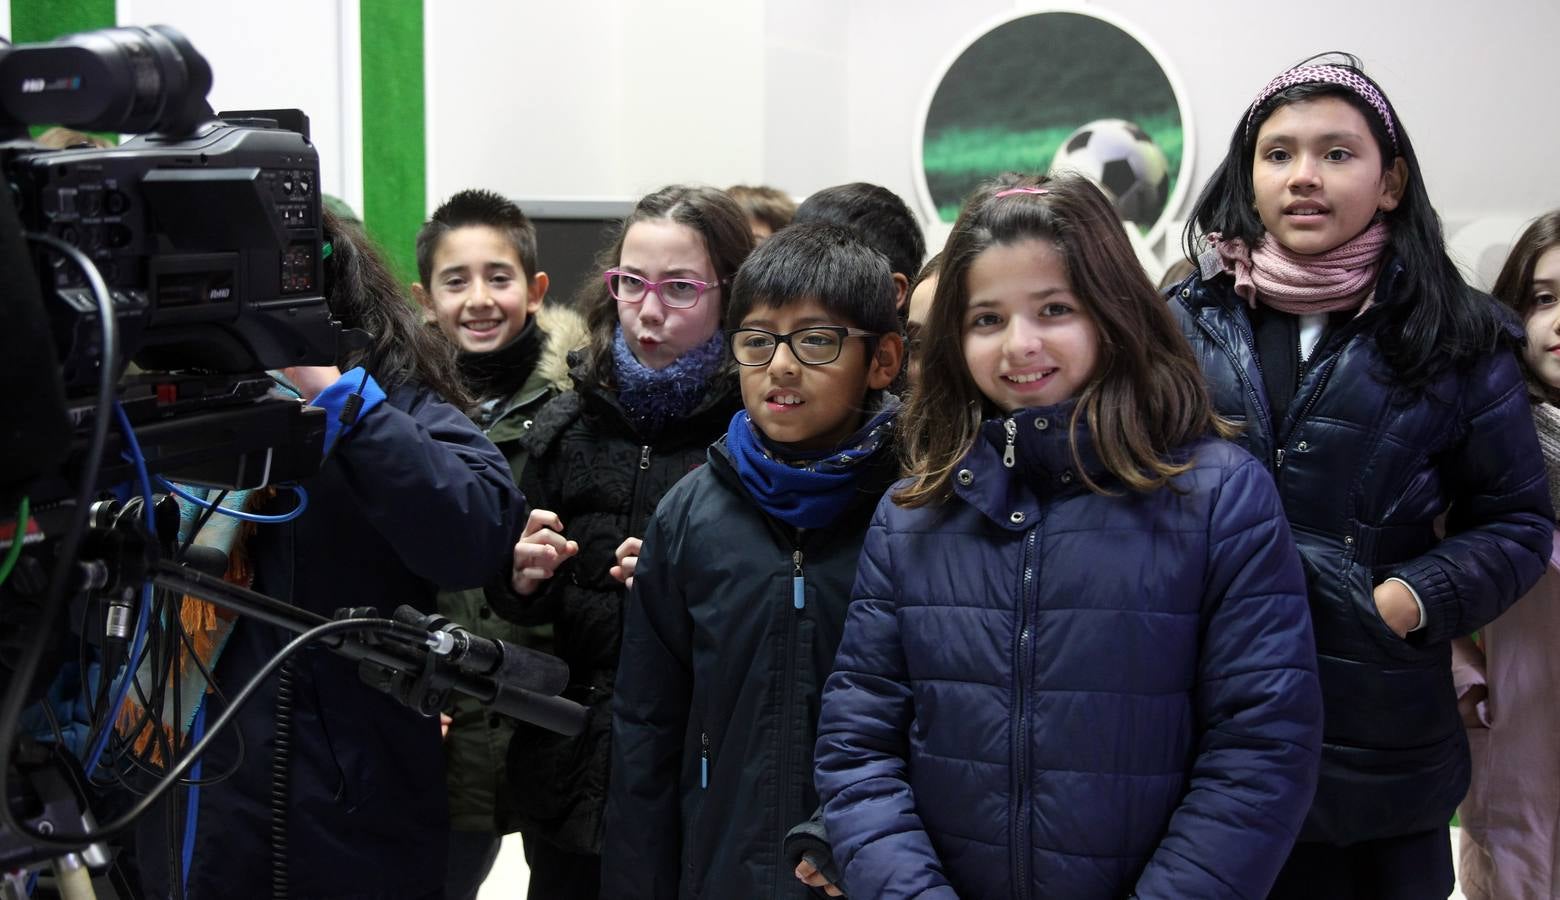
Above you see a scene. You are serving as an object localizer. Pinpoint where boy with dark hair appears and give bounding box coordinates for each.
[601,223,904,899]
[793,182,926,311]
[411,188,587,900]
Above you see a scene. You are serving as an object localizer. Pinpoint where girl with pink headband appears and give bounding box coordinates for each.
[1169,53,1553,899]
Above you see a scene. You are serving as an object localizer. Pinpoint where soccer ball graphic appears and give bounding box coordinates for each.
[1048,119,1169,225]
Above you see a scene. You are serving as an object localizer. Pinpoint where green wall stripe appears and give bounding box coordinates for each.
[359,0,425,283]
[10,0,114,43]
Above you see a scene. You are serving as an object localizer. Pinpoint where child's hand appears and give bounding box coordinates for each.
[281,365,344,403]
[1458,684,1490,729]
[1372,580,1420,638]
[439,713,452,740]
[795,858,844,897]
[609,537,642,590]
[511,509,578,596]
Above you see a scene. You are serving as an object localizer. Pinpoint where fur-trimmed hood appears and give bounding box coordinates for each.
[532,303,590,395]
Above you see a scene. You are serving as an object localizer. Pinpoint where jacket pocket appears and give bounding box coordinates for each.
[1345,561,1435,663]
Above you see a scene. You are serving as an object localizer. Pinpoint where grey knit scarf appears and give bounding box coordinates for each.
[1532,399,1560,520]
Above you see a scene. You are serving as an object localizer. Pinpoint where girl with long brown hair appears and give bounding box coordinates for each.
[814,173,1323,899]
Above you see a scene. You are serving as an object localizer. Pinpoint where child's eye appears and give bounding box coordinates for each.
[443,277,467,290]
[1535,292,1558,308]
[1324,148,1353,162]
[1040,303,1073,318]
[740,333,775,349]
[491,275,512,287]
[968,312,1002,329]
[664,280,701,300]
[1263,148,1292,163]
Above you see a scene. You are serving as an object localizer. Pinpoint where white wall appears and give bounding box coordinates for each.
[425,0,766,205]
[113,0,363,215]
[845,0,1560,250]
[8,0,1558,268]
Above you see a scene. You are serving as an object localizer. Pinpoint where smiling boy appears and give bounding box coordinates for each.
[601,224,903,899]
[411,189,586,900]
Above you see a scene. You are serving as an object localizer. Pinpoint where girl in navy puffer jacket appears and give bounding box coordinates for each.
[1173,56,1552,900]
[814,174,1324,900]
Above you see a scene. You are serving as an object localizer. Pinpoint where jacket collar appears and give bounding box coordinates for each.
[951,401,1107,530]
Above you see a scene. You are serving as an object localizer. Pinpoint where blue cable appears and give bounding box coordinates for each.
[83,405,158,776]
[156,478,309,524]
[181,701,206,894]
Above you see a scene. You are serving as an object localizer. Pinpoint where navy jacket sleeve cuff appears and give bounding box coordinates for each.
[313,366,387,452]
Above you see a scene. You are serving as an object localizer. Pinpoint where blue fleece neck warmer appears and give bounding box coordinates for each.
[726,397,899,530]
[612,325,727,436]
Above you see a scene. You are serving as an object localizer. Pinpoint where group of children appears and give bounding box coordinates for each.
[126,54,1560,900]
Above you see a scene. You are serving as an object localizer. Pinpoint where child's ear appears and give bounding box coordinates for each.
[410,282,435,323]
[1378,157,1409,212]
[867,332,905,390]
[527,271,550,315]
[892,273,910,311]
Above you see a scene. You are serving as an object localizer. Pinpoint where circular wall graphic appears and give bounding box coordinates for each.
[915,8,1194,246]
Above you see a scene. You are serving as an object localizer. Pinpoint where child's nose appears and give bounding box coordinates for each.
[637,293,666,325]
[1288,155,1321,189]
[1004,318,1044,358]
[768,341,802,375]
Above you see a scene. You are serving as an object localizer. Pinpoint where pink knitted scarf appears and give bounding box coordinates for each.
[1205,221,1390,315]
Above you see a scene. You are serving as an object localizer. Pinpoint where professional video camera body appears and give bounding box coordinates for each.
[0,25,582,897]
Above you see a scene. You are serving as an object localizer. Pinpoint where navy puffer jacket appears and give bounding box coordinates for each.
[815,406,1323,900]
[1170,264,1553,844]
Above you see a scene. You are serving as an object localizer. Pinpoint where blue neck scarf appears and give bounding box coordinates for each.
[726,396,899,530]
[612,325,728,437]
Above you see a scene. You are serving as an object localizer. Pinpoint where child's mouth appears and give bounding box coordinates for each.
[1003,368,1056,386]
[462,319,502,335]
[766,392,805,410]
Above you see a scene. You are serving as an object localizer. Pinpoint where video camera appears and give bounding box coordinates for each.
[0,24,585,882]
[0,24,339,506]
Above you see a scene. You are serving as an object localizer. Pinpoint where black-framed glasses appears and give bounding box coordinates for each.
[603,269,720,309]
[727,326,878,367]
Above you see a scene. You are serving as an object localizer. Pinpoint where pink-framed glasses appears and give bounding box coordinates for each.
[603,269,721,309]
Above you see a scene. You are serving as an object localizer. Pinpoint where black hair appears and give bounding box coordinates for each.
[793,182,926,279]
[1184,52,1508,391]
[577,185,754,388]
[324,207,470,409]
[725,222,898,336]
[416,189,538,287]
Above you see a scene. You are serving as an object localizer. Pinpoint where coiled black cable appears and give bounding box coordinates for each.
[269,660,294,900]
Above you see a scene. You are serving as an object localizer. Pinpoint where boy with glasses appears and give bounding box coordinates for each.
[601,224,904,899]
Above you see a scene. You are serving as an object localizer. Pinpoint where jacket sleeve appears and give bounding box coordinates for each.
[332,384,523,590]
[601,503,693,900]
[815,506,960,900]
[1389,349,1553,645]
[1133,453,1322,900]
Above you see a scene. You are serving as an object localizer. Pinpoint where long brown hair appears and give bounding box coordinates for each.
[1491,210,1560,403]
[323,208,470,409]
[576,185,754,389]
[896,173,1234,507]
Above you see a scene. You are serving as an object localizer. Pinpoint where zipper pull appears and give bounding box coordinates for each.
[700,732,710,788]
[639,445,651,470]
[1002,418,1017,469]
[792,549,805,610]
[1275,447,1286,469]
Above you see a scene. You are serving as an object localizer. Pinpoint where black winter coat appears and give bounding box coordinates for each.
[1170,264,1553,844]
[136,382,523,900]
[495,369,741,854]
[601,434,900,900]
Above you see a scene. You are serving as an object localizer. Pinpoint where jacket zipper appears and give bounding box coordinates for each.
[1012,525,1039,899]
[1276,341,1346,470]
[1192,311,1276,468]
[638,445,651,470]
[700,731,710,788]
[775,527,806,899]
[1003,417,1018,468]
[792,549,805,609]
